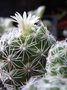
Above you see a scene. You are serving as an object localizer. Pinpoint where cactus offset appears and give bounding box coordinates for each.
[22,76,67,90]
[46,40,67,78]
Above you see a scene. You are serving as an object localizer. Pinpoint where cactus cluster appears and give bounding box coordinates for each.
[0,11,55,89]
[0,6,67,90]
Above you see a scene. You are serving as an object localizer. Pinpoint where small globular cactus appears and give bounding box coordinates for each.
[22,76,67,90]
[0,11,56,89]
[46,40,67,78]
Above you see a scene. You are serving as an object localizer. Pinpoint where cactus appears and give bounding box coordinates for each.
[0,11,55,89]
[22,40,67,90]
[22,76,67,90]
[46,40,67,78]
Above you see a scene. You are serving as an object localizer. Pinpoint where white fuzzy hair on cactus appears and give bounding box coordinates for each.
[22,76,67,90]
[0,27,21,45]
[46,40,67,77]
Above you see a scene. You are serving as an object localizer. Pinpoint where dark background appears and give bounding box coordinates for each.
[0,0,67,17]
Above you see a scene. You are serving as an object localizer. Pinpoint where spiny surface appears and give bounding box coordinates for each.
[0,12,56,88]
[22,76,67,90]
[46,40,67,78]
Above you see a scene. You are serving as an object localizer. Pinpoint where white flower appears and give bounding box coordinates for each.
[11,12,39,37]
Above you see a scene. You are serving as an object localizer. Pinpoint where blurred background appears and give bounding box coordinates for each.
[0,0,67,40]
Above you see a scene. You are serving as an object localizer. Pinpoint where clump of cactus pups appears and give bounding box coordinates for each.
[46,40,67,78]
[22,76,67,90]
[0,11,56,89]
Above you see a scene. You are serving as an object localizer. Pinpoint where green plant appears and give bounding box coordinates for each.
[22,76,67,90]
[0,12,56,89]
[22,40,67,90]
[46,40,67,78]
